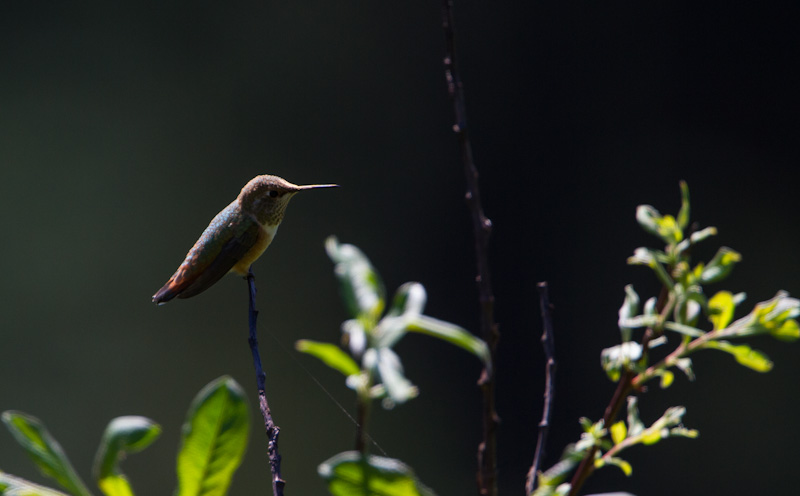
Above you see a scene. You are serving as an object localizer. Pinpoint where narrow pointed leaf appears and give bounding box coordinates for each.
[373,348,418,406]
[0,472,69,496]
[1,412,92,496]
[597,457,632,477]
[699,247,741,284]
[93,416,161,496]
[677,180,690,230]
[296,339,361,377]
[326,237,386,323]
[708,291,735,330]
[318,451,436,496]
[617,285,640,342]
[176,376,249,496]
[610,421,627,445]
[704,341,773,372]
[407,315,491,374]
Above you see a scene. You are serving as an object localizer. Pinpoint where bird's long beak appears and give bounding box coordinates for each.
[296,183,340,191]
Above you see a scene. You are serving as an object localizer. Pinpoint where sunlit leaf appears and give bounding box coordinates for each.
[368,348,418,407]
[771,319,800,342]
[618,285,640,342]
[296,339,360,377]
[674,358,695,381]
[318,451,436,496]
[1,412,91,496]
[663,322,704,337]
[601,342,642,381]
[326,236,386,324]
[94,416,161,496]
[636,206,682,243]
[677,180,690,230]
[625,397,645,437]
[597,457,632,477]
[658,370,674,389]
[406,316,490,373]
[176,376,249,496]
[610,421,627,445]
[708,291,735,330]
[0,472,69,496]
[675,226,717,256]
[628,248,673,288]
[699,247,741,284]
[704,341,773,372]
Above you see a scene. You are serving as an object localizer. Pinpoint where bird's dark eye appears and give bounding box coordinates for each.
[268,190,279,198]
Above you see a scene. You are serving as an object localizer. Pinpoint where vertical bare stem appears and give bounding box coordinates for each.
[247,269,285,496]
[440,2,499,494]
[526,282,557,495]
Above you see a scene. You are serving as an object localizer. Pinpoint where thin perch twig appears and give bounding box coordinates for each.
[440,1,499,494]
[526,282,557,495]
[247,269,285,496]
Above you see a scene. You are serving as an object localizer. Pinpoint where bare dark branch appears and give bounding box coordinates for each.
[246,269,285,496]
[440,1,499,494]
[526,282,557,495]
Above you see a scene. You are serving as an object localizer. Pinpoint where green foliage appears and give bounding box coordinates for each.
[532,182,797,496]
[175,376,249,496]
[94,416,161,496]
[304,237,490,408]
[0,471,69,496]
[1,377,248,496]
[297,237,490,495]
[1,412,92,496]
[319,452,436,496]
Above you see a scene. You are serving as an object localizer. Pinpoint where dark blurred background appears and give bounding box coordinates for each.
[2,1,799,495]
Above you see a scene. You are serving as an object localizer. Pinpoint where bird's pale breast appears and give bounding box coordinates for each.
[230,223,277,275]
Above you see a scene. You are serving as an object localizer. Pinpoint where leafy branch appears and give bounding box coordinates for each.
[528,182,799,496]
[297,237,490,495]
[1,376,249,496]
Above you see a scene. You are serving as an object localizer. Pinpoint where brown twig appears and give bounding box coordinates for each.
[567,285,672,496]
[440,1,499,494]
[526,282,557,495]
[246,269,285,496]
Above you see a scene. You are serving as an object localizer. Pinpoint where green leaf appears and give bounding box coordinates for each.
[627,248,673,288]
[704,341,773,372]
[296,339,361,377]
[699,247,741,284]
[675,226,717,256]
[406,315,491,374]
[708,291,735,330]
[635,205,682,244]
[610,421,627,445]
[341,319,368,357]
[601,342,642,381]
[0,471,69,496]
[176,376,249,496]
[363,348,418,407]
[677,180,690,230]
[1,411,92,496]
[674,358,695,381]
[597,457,632,477]
[318,451,436,496]
[771,318,800,342]
[625,397,645,438]
[617,285,640,342]
[326,237,386,324]
[663,322,704,338]
[386,282,427,319]
[93,416,161,496]
[658,370,674,389]
[374,283,429,349]
[720,292,799,339]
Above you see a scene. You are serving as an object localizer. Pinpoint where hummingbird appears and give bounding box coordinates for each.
[152,174,338,305]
